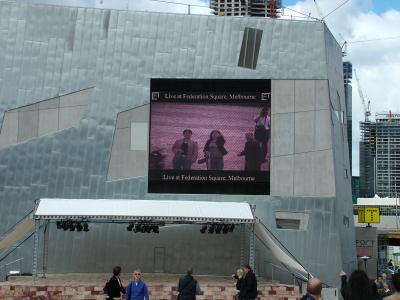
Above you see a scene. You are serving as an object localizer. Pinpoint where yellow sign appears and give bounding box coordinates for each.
[358,207,380,224]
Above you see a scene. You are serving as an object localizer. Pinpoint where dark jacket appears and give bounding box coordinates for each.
[107,275,126,299]
[241,271,257,300]
[178,275,200,300]
[233,275,244,300]
[238,139,262,170]
[204,138,228,156]
[340,275,375,300]
[300,294,317,300]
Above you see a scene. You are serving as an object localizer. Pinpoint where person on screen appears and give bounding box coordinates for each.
[254,107,270,162]
[238,133,262,171]
[172,129,198,170]
[202,130,227,170]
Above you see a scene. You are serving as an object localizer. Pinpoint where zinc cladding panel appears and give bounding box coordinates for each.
[0,2,346,280]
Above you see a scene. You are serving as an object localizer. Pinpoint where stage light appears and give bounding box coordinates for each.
[215,224,223,234]
[62,221,70,231]
[222,224,230,234]
[145,224,151,233]
[76,222,83,232]
[69,222,76,231]
[83,222,89,232]
[140,224,146,233]
[208,224,215,234]
[134,224,141,233]
[152,225,159,233]
[56,221,62,229]
[127,223,134,231]
[200,225,207,234]
[229,224,235,232]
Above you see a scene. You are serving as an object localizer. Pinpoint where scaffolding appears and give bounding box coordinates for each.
[210,0,282,18]
[360,121,376,197]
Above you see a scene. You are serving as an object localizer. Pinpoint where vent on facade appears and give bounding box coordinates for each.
[276,218,300,230]
[275,212,309,230]
[238,27,263,69]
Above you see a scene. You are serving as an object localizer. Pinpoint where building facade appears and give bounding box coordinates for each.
[0,2,355,286]
[360,112,400,198]
[343,61,352,173]
[210,0,282,17]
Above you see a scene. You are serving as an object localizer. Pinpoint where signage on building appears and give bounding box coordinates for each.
[358,207,380,224]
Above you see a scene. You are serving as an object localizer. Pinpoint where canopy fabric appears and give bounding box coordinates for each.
[254,223,311,279]
[34,198,255,223]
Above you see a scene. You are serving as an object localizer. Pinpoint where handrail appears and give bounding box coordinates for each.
[0,231,34,264]
[255,222,332,288]
[255,233,309,283]
[257,220,310,277]
[0,209,33,238]
[267,261,307,280]
[1,257,24,268]
[265,261,308,290]
[0,257,24,282]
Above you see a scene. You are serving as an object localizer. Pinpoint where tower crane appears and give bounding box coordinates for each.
[354,69,371,121]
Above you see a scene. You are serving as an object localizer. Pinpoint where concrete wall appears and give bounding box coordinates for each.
[0,2,355,287]
[270,79,335,197]
[323,26,357,274]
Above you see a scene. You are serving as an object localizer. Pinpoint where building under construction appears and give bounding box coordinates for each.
[360,112,400,197]
[210,0,282,17]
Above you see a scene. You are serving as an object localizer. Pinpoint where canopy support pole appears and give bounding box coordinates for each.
[32,220,40,282]
[249,223,255,270]
[240,224,246,266]
[42,221,50,278]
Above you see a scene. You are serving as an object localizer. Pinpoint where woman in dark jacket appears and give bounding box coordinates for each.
[340,270,375,300]
[203,130,227,170]
[106,266,126,299]
[232,268,244,300]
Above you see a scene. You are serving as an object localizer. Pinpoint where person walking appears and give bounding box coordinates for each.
[240,265,257,300]
[105,266,126,300]
[300,278,322,300]
[177,267,201,300]
[340,270,375,300]
[125,270,149,300]
[232,268,244,300]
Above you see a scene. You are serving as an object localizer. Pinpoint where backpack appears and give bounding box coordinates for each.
[103,280,110,294]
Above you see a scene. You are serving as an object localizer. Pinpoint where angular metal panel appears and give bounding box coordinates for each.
[0,3,355,286]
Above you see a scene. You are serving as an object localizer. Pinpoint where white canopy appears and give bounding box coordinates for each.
[34,198,255,223]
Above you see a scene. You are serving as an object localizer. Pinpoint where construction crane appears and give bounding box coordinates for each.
[354,69,371,121]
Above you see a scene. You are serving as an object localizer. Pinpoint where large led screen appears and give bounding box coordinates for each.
[148,79,271,195]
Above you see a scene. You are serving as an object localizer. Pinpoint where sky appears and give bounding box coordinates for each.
[279,0,400,176]
[26,0,400,176]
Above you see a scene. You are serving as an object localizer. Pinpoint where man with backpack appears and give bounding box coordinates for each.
[177,267,202,300]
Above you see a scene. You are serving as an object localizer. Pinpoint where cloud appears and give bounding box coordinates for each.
[284,0,400,176]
